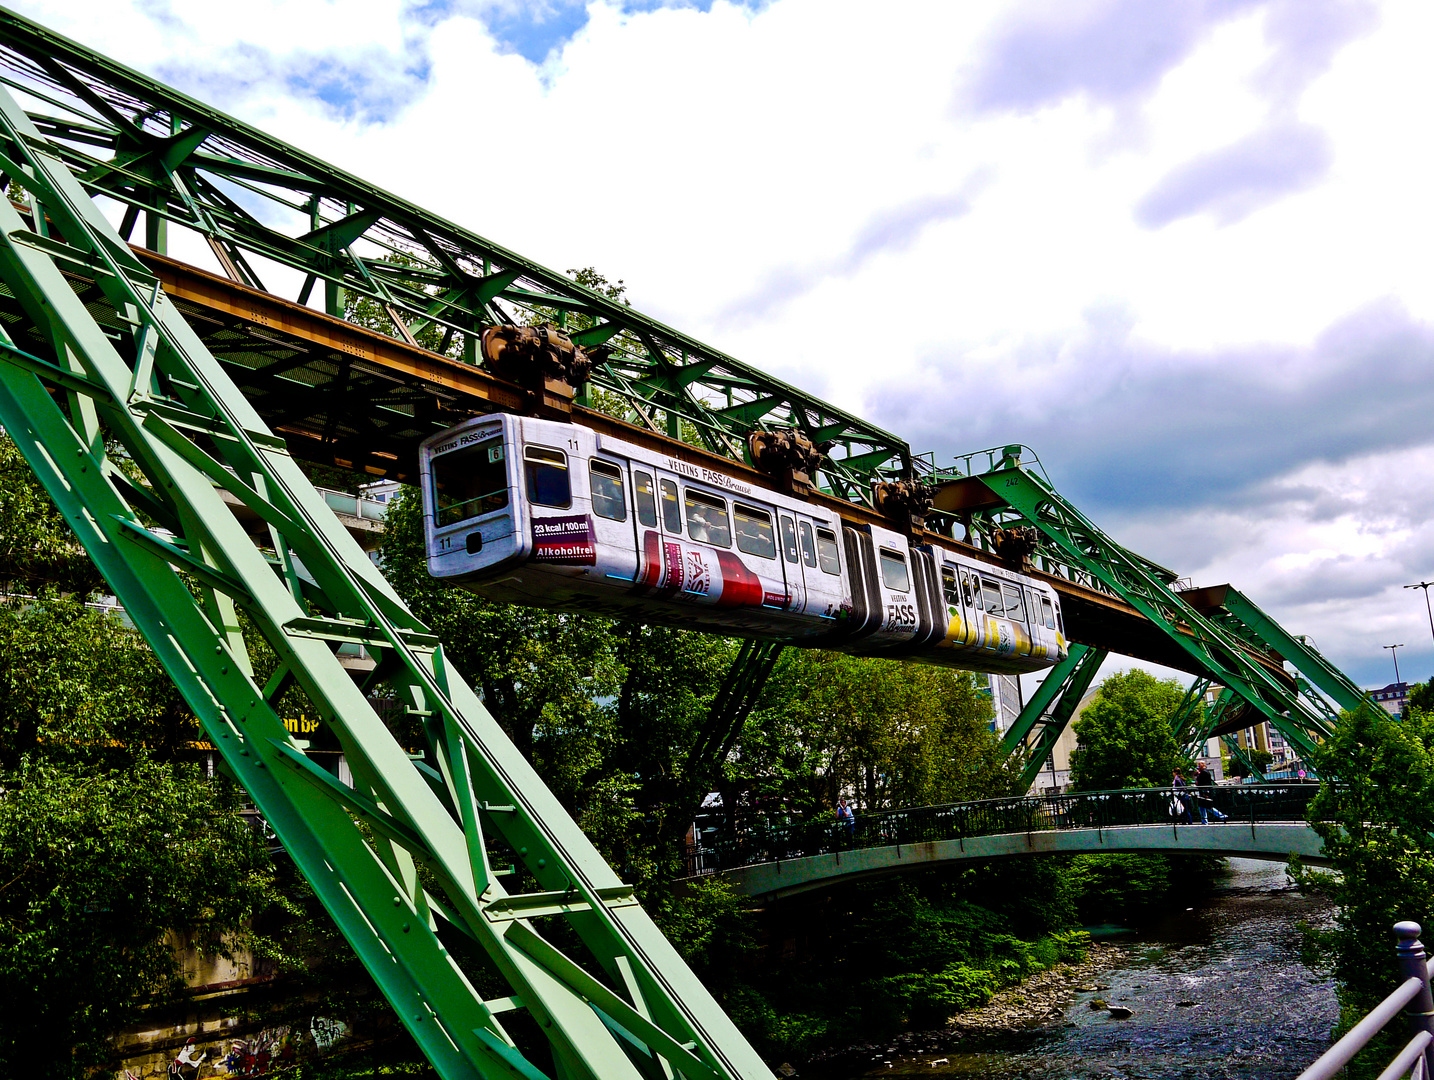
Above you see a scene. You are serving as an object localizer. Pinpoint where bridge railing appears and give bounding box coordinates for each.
[685,784,1322,875]
[1297,922,1434,1080]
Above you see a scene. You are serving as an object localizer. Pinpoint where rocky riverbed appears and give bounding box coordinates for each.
[801,942,1131,1077]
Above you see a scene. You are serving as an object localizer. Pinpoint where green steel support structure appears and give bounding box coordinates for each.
[0,8,911,503]
[999,644,1106,790]
[940,449,1338,766]
[0,77,769,1080]
[0,11,1374,1072]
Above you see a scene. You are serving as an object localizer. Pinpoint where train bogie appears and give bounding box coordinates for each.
[418,414,1067,676]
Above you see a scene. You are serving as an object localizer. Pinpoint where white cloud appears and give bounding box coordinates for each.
[7,0,1433,688]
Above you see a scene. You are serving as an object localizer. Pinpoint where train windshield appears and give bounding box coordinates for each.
[432,436,509,527]
[525,445,571,508]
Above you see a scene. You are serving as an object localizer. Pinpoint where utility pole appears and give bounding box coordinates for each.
[1406,580,1434,651]
[1386,644,1406,686]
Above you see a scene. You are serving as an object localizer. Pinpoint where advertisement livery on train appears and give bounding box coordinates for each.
[419,414,1067,675]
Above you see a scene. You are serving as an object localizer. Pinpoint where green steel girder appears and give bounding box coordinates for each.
[0,74,770,1080]
[1202,586,1364,713]
[684,640,785,803]
[1169,678,1212,759]
[0,7,912,505]
[1000,644,1107,792]
[942,457,1331,761]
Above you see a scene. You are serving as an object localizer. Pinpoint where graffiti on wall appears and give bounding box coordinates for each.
[133,1016,352,1080]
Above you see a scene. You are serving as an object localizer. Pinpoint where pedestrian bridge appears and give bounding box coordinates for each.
[691,785,1328,900]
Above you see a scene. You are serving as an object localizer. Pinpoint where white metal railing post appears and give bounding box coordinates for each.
[1396,921,1434,1074]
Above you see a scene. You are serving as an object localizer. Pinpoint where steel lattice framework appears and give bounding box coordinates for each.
[0,36,771,1080]
[0,11,1376,1077]
[0,8,909,506]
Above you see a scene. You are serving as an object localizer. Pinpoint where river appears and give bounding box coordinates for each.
[834,859,1338,1080]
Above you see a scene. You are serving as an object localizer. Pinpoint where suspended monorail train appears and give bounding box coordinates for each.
[418,414,1067,675]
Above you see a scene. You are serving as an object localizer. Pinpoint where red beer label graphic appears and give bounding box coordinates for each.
[532,515,596,565]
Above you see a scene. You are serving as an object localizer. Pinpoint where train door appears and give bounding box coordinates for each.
[632,465,685,596]
[776,511,806,615]
[585,454,639,583]
[862,525,922,650]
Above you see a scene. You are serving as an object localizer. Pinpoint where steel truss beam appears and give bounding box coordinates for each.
[0,7,909,505]
[1000,644,1107,791]
[0,79,770,1080]
[938,451,1335,762]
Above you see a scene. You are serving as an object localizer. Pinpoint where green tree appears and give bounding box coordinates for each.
[737,650,1016,816]
[1292,703,1434,1013]
[0,760,281,1078]
[1069,668,1187,790]
[0,432,294,1078]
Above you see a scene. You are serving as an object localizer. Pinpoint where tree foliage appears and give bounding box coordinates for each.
[1069,669,1187,790]
[1292,703,1434,1014]
[0,432,291,1078]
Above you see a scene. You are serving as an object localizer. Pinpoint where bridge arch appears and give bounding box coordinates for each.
[693,785,1329,900]
[720,822,1328,899]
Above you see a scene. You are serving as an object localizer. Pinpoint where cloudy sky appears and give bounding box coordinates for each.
[11,0,1434,691]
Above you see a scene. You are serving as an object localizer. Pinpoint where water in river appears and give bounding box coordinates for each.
[843,859,1338,1080]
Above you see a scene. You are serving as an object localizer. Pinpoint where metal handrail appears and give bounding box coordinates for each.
[1297,923,1434,1080]
[684,783,1325,877]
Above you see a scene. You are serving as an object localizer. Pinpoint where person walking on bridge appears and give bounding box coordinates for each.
[1195,761,1228,823]
[836,797,856,844]
[1171,768,1193,823]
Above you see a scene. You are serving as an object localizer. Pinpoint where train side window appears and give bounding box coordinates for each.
[589,459,627,521]
[524,445,570,508]
[1041,596,1056,630]
[879,549,910,593]
[960,569,976,606]
[734,504,776,558]
[432,435,509,527]
[685,490,732,547]
[941,566,957,604]
[1002,583,1026,623]
[780,516,800,563]
[633,470,657,528]
[980,578,1004,616]
[798,522,817,567]
[815,528,841,575]
[660,479,681,533]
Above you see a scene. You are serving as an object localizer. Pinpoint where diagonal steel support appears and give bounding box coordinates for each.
[944,459,1332,761]
[0,79,771,1080]
[1000,644,1106,792]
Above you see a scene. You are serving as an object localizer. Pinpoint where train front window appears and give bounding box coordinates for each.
[815,527,841,575]
[735,504,776,558]
[524,445,570,508]
[684,490,731,547]
[634,470,657,527]
[660,479,681,532]
[1041,596,1056,630]
[879,549,910,593]
[798,522,817,567]
[432,436,509,527]
[780,516,800,563]
[589,459,627,521]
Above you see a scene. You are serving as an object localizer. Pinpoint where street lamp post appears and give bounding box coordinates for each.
[1407,581,1434,651]
[1386,644,1406,686]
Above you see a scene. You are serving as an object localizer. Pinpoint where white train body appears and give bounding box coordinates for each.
[419,414,1067,675]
